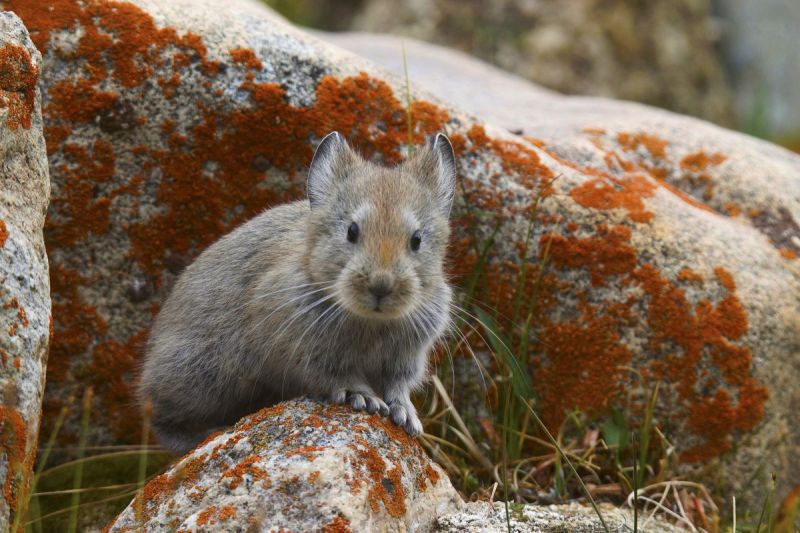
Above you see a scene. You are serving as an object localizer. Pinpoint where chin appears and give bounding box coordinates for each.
[346,300,413,321]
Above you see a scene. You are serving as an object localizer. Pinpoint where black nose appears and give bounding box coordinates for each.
[368,282,393,299]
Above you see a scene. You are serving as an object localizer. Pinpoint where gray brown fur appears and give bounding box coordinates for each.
[138,132,457,454]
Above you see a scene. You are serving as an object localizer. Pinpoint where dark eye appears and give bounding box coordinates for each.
[410,230,422,251]
[347,222,359,243]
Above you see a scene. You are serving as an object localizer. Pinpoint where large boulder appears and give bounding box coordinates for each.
[350,0,736,126]
[4,0,800,506]
[106,399,462,532]
[0,11,50,531]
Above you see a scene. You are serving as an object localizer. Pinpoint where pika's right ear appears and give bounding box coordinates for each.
[307,131,352,209]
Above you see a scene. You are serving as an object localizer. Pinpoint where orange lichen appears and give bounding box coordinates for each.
[218,505,236,521]
[463,124,554,203]
[350,439,408,517]
[779,248,797,260]
[676,151,727,201]
[533,227,638,425]
[582,130,727,216]
[526,219,767,458]
[0,219,7,247]
[132,452,209,518]
[545,225,637,287]
[677,268,704,284]
[618,131,668,159]
[542,147,658,223]
[47,79,118,123]
[8,0,219,87]
[713,266,736,291]
[46,140,115,247]
[137,472,174,510]
[680,151,726,172]
[230,47,262,70]
[0,406,28,517]
[222,455,269,490]
[322,515,352,533]
[196,505,218,526]
[424,463,439,485]
[582,127,606,135]
[0,43,38,130]
[177,453,208,486]
[634,264,767,462]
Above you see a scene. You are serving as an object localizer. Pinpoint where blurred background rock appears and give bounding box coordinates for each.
[263,0,799,150]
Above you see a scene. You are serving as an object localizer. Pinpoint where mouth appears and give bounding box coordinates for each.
[347,298,407,320]
[336,281,412,320]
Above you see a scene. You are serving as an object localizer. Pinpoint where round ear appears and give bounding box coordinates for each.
[307,131,348,209]
[428,133,457,216]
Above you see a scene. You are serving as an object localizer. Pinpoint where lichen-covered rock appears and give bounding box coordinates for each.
[106,399,462,532]
[6,0,800,507]
[0,11,50,531]
[434,501,684,533]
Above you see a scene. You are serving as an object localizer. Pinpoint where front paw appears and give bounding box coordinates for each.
[331,389,389,416]
[388,400,423,437]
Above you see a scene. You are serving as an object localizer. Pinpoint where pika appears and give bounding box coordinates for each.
[138,132,457,454]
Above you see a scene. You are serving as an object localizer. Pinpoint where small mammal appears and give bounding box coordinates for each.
[138,132,457,454]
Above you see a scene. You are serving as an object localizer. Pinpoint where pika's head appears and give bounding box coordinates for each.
[305,131,456,321]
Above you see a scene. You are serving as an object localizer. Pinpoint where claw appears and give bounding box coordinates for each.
[364,396,381,414]
[404,414,423,436]
[390,403,407,426]
[387,397,422,436]
[349,393,366,411]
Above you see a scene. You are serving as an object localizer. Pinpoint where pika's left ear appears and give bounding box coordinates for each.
[427,133,457,216]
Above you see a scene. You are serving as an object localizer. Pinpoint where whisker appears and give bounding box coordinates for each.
[249,284,335,332]
[247,288,337,404]
[299,302,346,381]
[252,280,332,300]
[271,291,338,341]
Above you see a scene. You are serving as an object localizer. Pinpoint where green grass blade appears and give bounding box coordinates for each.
[502,384,512,532]
[766,473,776,533]
[135,401,152,527]
[67,388,93,533]
[401,41,413,155]
[637,383,659,490]
[15,402,70,533]
[633,432,638,533]
[463,222,502,301]
[475,307,531,398]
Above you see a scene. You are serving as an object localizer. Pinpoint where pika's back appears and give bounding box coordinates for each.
[139,202,310,404]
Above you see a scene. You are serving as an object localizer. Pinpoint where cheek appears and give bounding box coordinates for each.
[308,242,346,279]
[417,247,444,271]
